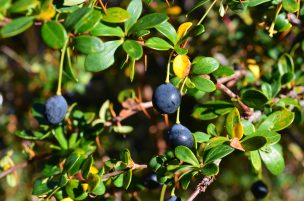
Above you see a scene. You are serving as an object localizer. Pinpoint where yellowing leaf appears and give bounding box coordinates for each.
[167,6,182,15]
[226,108,244,139]
[89,166,99,174]
[247,59,260,79]
[61,198,74,201]
[36,0,56,21]
[177,22,192,41]
[82,183,89,192]
[232,122,244,140]
[173,55,191,78]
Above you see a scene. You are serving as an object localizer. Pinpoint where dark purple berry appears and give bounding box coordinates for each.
[251,180,268,199]
[166,196,183,201]
[45,95,68,124]
[167,124,194,148]
[152,83,181,114]
[143,173,161,189]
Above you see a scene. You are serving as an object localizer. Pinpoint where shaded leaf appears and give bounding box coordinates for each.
[241,89,269,109]
[128,13,168,34]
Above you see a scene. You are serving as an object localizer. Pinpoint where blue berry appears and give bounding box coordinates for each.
[251,180,268,199]
[143,173,161,189]
[45,95,68,124]
[152,83,181,114]
[167,124,194,148]
[166,196,183,201]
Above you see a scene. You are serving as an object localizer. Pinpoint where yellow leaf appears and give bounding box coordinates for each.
[82,183,89,192]
[247,59,260,79]
[89,166,99,174]
[177,22,192,41]
[166,6,182,15]
[173,55,191,78]
[36,0,56,21]
[232,122,244,139]
[61,198,74,201]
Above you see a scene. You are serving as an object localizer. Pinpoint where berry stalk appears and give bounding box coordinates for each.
[176,77,188,124]
[56,39,69,96]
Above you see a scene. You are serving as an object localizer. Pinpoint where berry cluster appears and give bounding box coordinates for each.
[152,83,194,149]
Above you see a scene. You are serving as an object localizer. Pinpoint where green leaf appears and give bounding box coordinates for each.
[247,0,272,7]
[8,0,38,13]
[52,126,68,150]
[190,25,205,37]
[207,123,217,136]
[63,0,86,6]
[123,40,143,60]
[15,130,51,140]
[41,21,68,49]
[175,146,200,167]
[212,65,234,78]
[65,179,88,200]
[179,171,197,190]
[250,151,261,172]
[87,173,100,192]
[259,145,285,175]
[1,16,34,38]
[42,164,61,177]
[278,53,294,76]
[241,120,255,135]
[85,40,123,72]
[74,9,101,33]
[193,132,210,143]
[128,13,168,34]
[63,152,83,173]
[204,145,234,164]
[255,130,281,145]
[192,100,234,120]
[81,156,94,179]
[102,7,130,23]
[241,135,267,151]
[91,180,105,195]
[282,0,299,13]
[187,0,210,15]
[32,178,57,195]
[175,47,188,55]
[125,0,142,33]
[64,7,92,31]
[90,22,124,37]
[275,13,292,32]
[63,47,78,82]
[145,37,173,50]
[205,136,229,150]
[258,109,294,131]
[149,155,166,172]
[201,163,219,176]
[241,89,269,109]
[155,21,177,45]
[120,148,132,164]
[191,76,216,92]
[74,36,104,54]
[226,0,248,12]
[191,57,220,75]
[122,169,132,189]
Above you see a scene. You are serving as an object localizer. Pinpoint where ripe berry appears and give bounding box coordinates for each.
[166,196,183,201]
[45,95,68,124]
[143,173,160,189]
[251,180,268,199]
[167,124,194,148]
[152,83,181,114]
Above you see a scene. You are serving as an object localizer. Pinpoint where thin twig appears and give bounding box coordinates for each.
[0,161,27,179]
[187,176,215,201]
[101,164,147,181]
[216,82,252,117]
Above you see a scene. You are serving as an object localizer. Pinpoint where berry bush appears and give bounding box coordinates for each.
[0,0,303,200]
